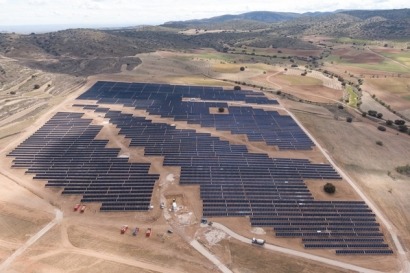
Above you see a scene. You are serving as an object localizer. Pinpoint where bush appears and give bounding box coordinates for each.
[394,120,405,126]
[395,164,410,176]
[386,120,393,126]
[276,90,282,95]
[346,117,353,123]
[361,112,367,117]
[240,66,245,71]
[398,125,408,132]
[324,183,336,194]
[33,84,40,89]
[338,105,344,109]
[218,107,225,113]
[377,126,386,131]
[376,113,383,119]
[368,110,377,117]
[376,140,383,146]
[233,85,241,90]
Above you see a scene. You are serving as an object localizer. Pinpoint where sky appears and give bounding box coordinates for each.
[0,0,408,32]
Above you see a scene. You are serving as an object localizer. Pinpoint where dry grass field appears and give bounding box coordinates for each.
[0,36,409,273]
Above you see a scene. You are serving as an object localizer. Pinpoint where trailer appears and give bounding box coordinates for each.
[145,228,152,237]
[80,205,86,213]
[132,227,139,236]
[73,204,81,211]
[121,225,128,234]
[252,238,265,246]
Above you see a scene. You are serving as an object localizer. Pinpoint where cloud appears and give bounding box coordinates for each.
[0,0,408,29]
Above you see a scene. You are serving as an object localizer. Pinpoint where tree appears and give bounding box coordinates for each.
[361,112,367,117]
[398,125,408,133]
[346,117,353,123]
[240,66,245,71]
[33,84,40,89]
[218,107,225,113]
[386,120,393,126]
[394,120,405,126]
[368,110,377,117]
[233,85,241,90]
[377,126,386,132]
[324,183,336,194]
[376,113,383,119]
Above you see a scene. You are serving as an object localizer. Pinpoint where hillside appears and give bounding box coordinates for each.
[163,11,300,29]
[162,9,410,39]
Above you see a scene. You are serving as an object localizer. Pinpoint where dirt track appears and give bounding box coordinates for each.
[0,48,409,272]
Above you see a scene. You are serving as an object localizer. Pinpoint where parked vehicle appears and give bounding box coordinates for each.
[121,225,128,234]
[146,228,152,237]
[132,227,139,236]
[73,204,81,211]
[252,238,265,245]
[80,205,86,213]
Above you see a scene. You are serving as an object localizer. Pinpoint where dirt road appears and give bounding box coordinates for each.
[212,222,384,273]
[0,209,63,273]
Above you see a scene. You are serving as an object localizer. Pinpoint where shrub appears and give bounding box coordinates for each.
[338,105,344,109]
[386,120,393,126]
[233,85,241,90]
[398,125,408,132]
[376,140,383,146]
[346,117,353,123]
[394,120,405,125]
[361,112,367,117]
[377,126,386,131]
[368,110,377,117]
[240,66,245,71]
[33,84,40,89]
[376,113,383,119]
[395,164,410,176]
[276,90,282,95]
[324,183,336,194]
[218,107,225,113]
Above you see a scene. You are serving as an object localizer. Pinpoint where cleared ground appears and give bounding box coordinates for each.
[0,41,409,273]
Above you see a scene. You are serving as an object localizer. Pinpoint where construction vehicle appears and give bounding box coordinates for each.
[132,227,139,236]
[73,204,81,211]
[252,238,265,246]
[121,225,128,234]
[145,228,152,237]
[80,205,86,213]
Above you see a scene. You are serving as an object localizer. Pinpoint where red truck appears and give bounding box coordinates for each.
[121,225,128,234]
[73,204,81,211]
[145,228,152,237]
[80,205,86,213]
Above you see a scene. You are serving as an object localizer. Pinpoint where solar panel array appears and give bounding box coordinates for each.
[8,112,159,211]
[77,81,313,150]
[97,109,391,254]
[7,81,393,255]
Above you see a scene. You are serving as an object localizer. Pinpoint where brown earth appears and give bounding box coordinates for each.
[0,47,407,272]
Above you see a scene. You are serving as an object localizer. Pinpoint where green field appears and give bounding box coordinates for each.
[328,55,410,73]
[334,37,375,45]
[346,85,359,107]
[379,52,410,67]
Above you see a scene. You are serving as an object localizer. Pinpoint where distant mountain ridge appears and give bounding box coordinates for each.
[164,9,409,26]
[162,9,410,39]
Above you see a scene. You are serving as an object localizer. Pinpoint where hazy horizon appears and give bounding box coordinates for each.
[0,0,408,34]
